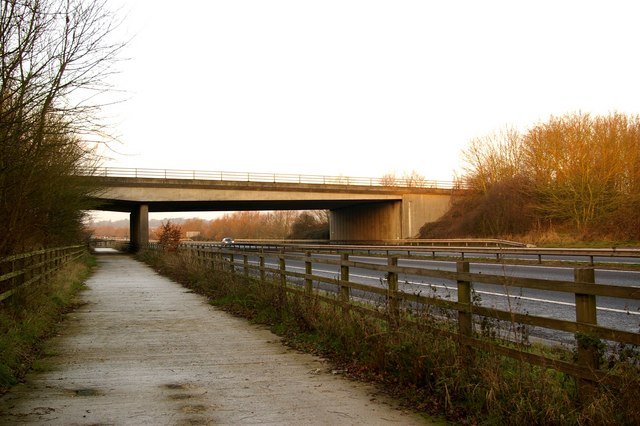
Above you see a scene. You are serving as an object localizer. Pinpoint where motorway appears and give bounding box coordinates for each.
[233,252,640,346]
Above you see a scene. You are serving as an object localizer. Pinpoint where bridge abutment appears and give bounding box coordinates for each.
[401,194,452,238]
[330,201,402,241]
[329,195,452,241]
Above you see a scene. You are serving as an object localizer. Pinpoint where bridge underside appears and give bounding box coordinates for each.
[330,202,402,241]
[94,198,375,213]
[95,199,403,250]
[88,177,452,250]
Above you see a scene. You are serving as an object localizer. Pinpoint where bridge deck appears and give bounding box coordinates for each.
[0,252,427,425]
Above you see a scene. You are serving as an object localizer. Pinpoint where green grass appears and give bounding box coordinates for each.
[0,253,94,393]
[138,249,640,425]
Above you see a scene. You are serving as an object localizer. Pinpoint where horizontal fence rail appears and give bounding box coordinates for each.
[156,243,640,394]
[0,246,85,302]
[79,167,462,190]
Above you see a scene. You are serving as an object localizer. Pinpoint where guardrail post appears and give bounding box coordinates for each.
[457,261,473,362]
[388,256,399,325]
[574,267,599,402]
[340,253,350,304]
[305,251,312,294]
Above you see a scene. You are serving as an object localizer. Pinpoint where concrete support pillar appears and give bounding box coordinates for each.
[129,204,149,252]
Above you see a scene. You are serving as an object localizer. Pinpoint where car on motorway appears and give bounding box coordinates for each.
[221,237,235,246]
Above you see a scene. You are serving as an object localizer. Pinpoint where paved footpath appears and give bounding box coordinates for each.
[0,252,430,425]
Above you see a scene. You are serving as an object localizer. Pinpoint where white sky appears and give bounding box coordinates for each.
[94,0,640,221]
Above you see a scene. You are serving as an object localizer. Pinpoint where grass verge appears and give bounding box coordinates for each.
[137,249,640,425]
[0,253,95,394]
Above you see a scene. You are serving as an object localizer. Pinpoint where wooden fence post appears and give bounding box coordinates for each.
[212,251,218,271]
[43,250,49,280]
[259,254,266,284]
[278,251,287,310]
[457,261,473,362]
[305,251,312,294]
[574,267,599,402]
[388,256,399,325]
[24,252,33,287]
[279,251,286,289]
[38,251,44,286]
[340,253,350,304]
[243,254,249,278]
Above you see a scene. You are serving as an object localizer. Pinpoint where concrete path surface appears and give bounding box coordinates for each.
[0,252,429,425]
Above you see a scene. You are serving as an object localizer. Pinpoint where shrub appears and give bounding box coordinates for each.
[157,221,182,252]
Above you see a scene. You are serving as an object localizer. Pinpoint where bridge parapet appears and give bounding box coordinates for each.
[82,167,462,190]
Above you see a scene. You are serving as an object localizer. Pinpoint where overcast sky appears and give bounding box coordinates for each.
[95,0,640,220]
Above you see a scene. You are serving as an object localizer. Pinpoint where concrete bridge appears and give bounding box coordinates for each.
[86,168,458,250]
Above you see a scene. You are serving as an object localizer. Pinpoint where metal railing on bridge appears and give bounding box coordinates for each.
[82,167,463,190]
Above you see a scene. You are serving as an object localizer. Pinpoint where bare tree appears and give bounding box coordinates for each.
[0,0,124,255]
[381,171,427,187]
[288,211,329,239]
[402,170,426,187]
[461,126,524,192]
[380,172,398,186]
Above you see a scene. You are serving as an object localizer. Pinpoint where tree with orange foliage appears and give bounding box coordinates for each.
[453,112,640,238]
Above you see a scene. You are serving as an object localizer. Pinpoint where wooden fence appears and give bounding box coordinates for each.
[0,245,86,302]
[172,244,639,396]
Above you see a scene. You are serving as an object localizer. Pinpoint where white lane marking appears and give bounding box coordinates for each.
[405,281,640,316]
[249,261,640,316]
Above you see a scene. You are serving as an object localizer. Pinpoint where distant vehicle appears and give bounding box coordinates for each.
[221,237,234,246]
